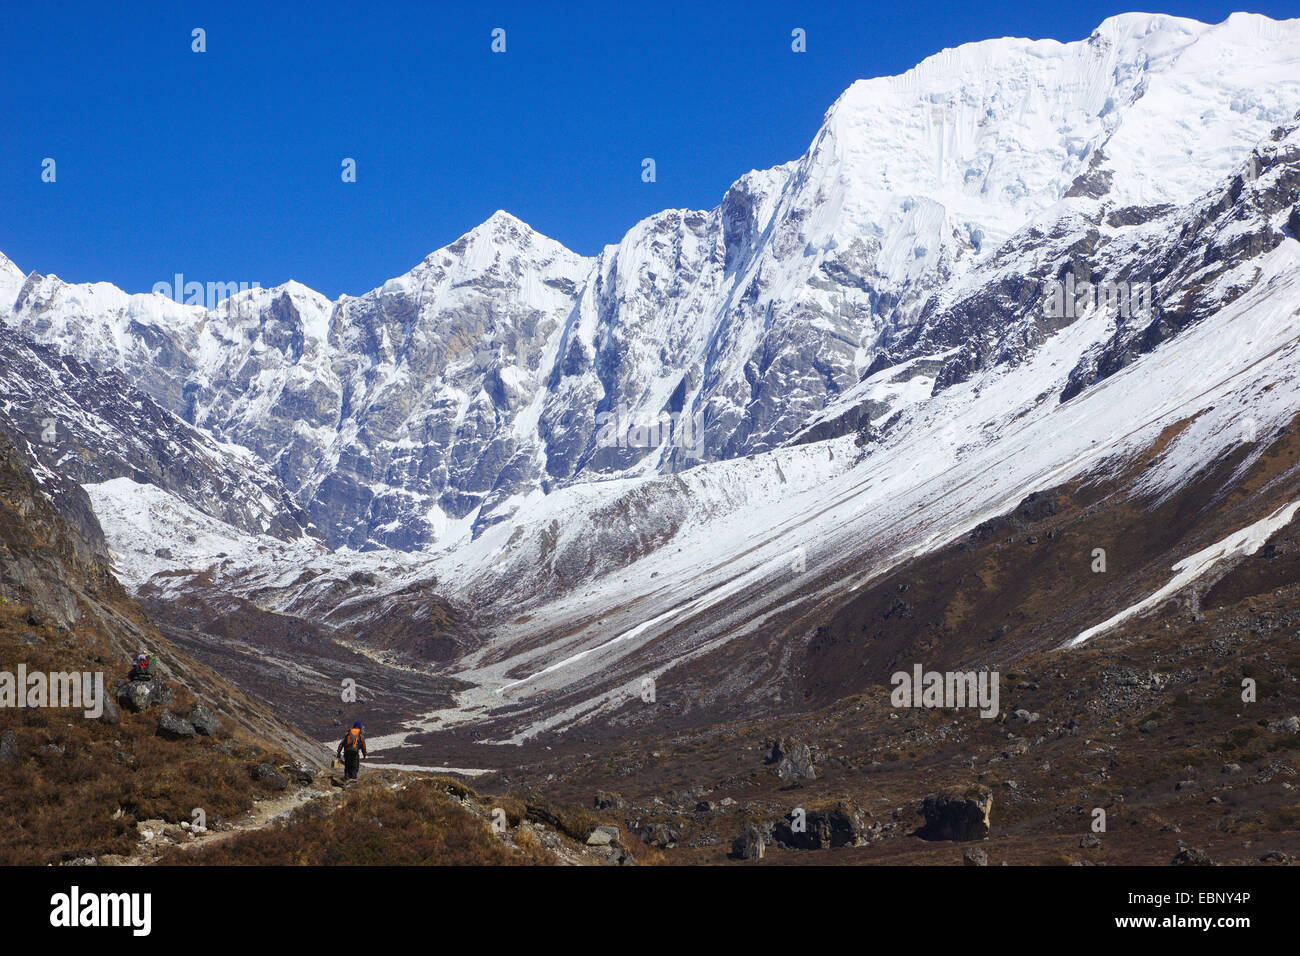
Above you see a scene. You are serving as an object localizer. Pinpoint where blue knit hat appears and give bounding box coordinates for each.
[352,721,362,729]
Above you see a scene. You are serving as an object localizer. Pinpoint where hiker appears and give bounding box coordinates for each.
[336,721,367,780]
[127,652,152,682]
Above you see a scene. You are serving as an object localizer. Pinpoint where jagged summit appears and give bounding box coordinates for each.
[0,257,22,314]
[395,206,591,288]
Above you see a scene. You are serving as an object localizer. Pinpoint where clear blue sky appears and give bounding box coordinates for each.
[2,1,1295,298]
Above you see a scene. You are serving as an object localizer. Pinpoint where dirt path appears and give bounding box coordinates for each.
[110,777,351,865]
[101,768,614,866]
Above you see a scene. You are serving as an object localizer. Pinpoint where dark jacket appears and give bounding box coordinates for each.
[127,663,152,682]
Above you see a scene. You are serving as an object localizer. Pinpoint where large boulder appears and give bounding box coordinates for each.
[156,710,197,740]
[764,737,817,782]
[1266,716,1299,734]
[188,702,221,736]
[774,811,830,850]
[282,763,315,786]
[603,843,636,866]
[586,825,620,847]
[115,678,173,713]
[730,822,767,860]
[251,762,289,791]
[1172,844,1214,866]
[825,801,871,847]
[773,801,869,849]
[918,788,993,841]
[637,823,681,849]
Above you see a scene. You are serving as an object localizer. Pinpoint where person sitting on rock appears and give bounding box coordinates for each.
[128,652,153,682]
[336,722,367,781]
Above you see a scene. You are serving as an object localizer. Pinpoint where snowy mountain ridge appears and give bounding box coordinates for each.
[3,14,1298,749]
[6,12,1299,554]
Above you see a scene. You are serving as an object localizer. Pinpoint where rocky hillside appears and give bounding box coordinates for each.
[0,416,322,864]
[480,562,1300,866]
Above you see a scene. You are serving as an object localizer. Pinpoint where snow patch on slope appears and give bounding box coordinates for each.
[84,477,326,588]
[1065,498,1300,649]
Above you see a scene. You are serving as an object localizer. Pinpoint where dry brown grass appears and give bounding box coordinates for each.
[161,777,553,865]
[0,603,269,864]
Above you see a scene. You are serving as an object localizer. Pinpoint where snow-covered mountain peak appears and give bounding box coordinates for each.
[397,208,591,291]
[808,12,1299,267]
[276,278,331,302]
[0,251,23,313]
[444,208,546,257]
[1088,11,1210,49]
[478,208,539,236]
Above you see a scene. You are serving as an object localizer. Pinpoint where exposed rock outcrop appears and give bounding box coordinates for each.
[917,788,993,842]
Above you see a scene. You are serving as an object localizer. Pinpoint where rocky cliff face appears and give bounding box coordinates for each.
[0,412,116,626]
[0,323,318,543]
